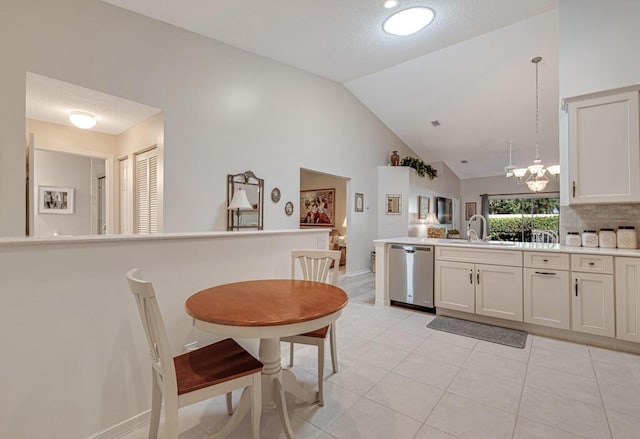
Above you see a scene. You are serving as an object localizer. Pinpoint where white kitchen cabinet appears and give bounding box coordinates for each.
[565,87,640,204]
[524,268,570,329]
[572,272,615,337]
[615,257,640,343]
[435,260,475,313]
[435,259,522,322]
[475,264,523,322]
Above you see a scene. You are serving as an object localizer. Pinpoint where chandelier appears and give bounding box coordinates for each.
[505,56,559,192]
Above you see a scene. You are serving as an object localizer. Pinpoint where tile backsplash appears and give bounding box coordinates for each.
[560,204,640,244]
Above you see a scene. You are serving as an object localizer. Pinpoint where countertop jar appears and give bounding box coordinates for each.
[599,228,617,248]
[566,232,582,247]
[582,230,598,248]
[618,226,638,249]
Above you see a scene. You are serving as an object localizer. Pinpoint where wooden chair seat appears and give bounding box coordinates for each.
[297,325,329,339]
[175,338,263,395]
[127,269,262,439]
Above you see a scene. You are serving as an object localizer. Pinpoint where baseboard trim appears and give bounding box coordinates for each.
[344,269,371,277]
[86,410,150,439]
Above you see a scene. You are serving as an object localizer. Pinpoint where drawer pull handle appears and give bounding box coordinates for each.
[535,271,556,276]
[469,269,473,284]
[477,270,480,285]
[542,259,549,262]
[588,262,595,266]
[575,279,579,297]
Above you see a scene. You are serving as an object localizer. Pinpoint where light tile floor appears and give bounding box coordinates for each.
[122,272,640,439]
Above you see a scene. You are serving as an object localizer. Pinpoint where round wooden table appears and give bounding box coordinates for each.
[185,279,348,439]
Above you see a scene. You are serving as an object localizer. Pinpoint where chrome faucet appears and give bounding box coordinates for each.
[467,214,489,242]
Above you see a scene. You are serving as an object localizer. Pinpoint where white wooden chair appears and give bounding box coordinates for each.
[281,249,341,406]
[532,229,559,244]
[126,269,263,439]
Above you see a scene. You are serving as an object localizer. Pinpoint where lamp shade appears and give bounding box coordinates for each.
[228,188,252,210]
[425,212,439,225]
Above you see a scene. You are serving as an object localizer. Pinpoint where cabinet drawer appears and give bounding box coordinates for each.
[524,252,569,270]
[436,246,522,266]
[571,254,614,274]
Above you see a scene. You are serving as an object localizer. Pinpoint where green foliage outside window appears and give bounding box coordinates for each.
[489,216,559,242]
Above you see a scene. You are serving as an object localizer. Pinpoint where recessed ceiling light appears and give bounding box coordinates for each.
[383,0,399,8]
[383,7,435,36]
[69,111,96,129]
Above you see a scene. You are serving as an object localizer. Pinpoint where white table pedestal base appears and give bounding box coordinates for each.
[229,338,318,439]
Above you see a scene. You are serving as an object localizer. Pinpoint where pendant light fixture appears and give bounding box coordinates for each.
[508,56,559,192]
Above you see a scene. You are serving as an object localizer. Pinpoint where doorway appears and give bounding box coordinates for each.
[299,168,349,272]
[30,145,111,236]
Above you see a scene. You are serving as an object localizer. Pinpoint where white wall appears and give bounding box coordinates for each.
[558,0,640,205]
[378,163,461,239]
[33,149,93,236]
[0,0,414,275]
[0,230,326,438]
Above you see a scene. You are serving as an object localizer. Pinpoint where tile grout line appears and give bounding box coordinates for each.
[589,347,615,439]
[510,334,534,439]
[409,333,479,439]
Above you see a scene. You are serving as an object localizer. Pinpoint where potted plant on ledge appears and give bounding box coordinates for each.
[400,156,438,180]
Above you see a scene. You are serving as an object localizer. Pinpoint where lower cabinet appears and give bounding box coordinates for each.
[615,257,640,343]
[435,261,475,313]
[524,268,570,329]
[572,272,615,337]
[435,260,523,322]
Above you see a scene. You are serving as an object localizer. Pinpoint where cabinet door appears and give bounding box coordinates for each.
[572,273,615,337]
[615,257,640,342]
[523,268,570,329]
[568,90,640,204]
[435,261,475,312]
[475,264,523,322]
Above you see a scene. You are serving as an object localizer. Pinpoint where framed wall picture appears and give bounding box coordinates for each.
[39,186,74,214]
[355,193,364,212]
[465,201,477,221]
[418,195,430,220]
[284,201,294,216]
[385,194,401,215]
[300,188,335,226]
[270,187,281,203]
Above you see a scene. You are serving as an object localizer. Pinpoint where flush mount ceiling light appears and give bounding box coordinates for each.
[69,111,96,129]
[506,57,559,192]
[383,7,435,36]
[383,0,399,8]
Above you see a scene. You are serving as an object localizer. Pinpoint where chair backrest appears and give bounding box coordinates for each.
[126,269,177,391]
[531,229,558,244]
[291,249,341,285]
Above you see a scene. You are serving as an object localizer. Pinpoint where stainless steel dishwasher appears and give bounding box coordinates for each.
[388,244,434,310]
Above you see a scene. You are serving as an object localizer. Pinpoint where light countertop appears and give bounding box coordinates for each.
[373,237,640,257]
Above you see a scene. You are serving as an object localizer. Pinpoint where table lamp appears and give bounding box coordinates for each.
[425,212,439,238]
[228,188,252,230]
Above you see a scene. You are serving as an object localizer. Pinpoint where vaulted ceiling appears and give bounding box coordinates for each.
[101,0,560,180]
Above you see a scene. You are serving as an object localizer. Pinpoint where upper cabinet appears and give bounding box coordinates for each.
[565,86,640,204]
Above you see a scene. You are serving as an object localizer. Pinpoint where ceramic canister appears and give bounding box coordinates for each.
[566,232,582,247]
[599,228,617,248]
[582,230,598,248]
[618,226,638,249]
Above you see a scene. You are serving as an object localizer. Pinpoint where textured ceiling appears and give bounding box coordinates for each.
[26,73,162,135]
[347,10,560,180]
[101,0,558,83]
[97,0,560,179]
